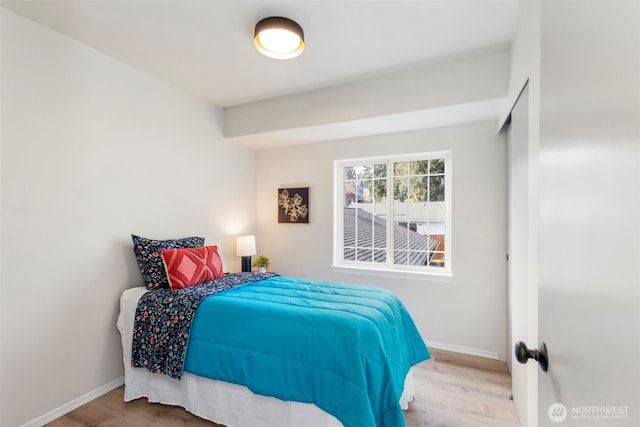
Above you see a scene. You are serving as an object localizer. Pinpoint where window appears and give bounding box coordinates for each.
[334,152,451,276]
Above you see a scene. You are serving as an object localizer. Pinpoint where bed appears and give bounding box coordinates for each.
[118,236,430,427]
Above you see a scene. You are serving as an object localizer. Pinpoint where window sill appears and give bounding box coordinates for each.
[332,265,452,283]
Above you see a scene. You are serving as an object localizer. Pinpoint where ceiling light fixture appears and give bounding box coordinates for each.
[254,16,304,60]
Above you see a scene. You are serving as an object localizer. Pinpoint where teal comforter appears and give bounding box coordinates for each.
[184,276,430,427]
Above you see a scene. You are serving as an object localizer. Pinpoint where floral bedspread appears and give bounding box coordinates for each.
[131,272,277,379]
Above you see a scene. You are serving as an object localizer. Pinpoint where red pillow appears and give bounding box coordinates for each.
[161,245,224,290]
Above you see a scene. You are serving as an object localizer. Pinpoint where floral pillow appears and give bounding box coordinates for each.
[162,245,225,290]
[132,234,205,289]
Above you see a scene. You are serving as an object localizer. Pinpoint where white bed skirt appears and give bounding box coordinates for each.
[117,287,416,427]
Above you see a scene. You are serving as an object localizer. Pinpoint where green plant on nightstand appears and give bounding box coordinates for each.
[252,255,270,273]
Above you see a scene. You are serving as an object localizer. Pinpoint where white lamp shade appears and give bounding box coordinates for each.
[236,235,257,257]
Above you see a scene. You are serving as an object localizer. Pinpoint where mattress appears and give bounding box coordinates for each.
[117,286,418,427]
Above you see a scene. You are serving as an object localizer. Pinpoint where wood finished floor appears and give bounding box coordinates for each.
[46,349,520,427]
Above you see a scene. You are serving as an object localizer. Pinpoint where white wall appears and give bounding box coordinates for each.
[0,10,255,426]
[225,51,509,139]
[255,120,507,358]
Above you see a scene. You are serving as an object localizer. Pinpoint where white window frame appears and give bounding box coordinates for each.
[333,151,452,280]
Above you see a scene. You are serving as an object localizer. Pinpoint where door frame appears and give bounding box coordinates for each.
[503,80,539,427]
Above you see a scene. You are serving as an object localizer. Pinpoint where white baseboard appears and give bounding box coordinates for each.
[21,377,124,427]
[426,340,502,361]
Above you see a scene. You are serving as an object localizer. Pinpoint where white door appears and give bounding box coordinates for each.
[507,83,538,427]
[535,2,640,426]
[508,2,640,426]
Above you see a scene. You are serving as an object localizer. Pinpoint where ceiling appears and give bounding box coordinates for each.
[2,0,524,108]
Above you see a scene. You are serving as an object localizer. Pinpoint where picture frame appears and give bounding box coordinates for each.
[278,187,309,223]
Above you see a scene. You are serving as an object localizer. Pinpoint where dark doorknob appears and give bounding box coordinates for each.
[515,341,549,372]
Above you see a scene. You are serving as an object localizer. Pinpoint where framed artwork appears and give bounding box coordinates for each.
[278,187,309,223]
